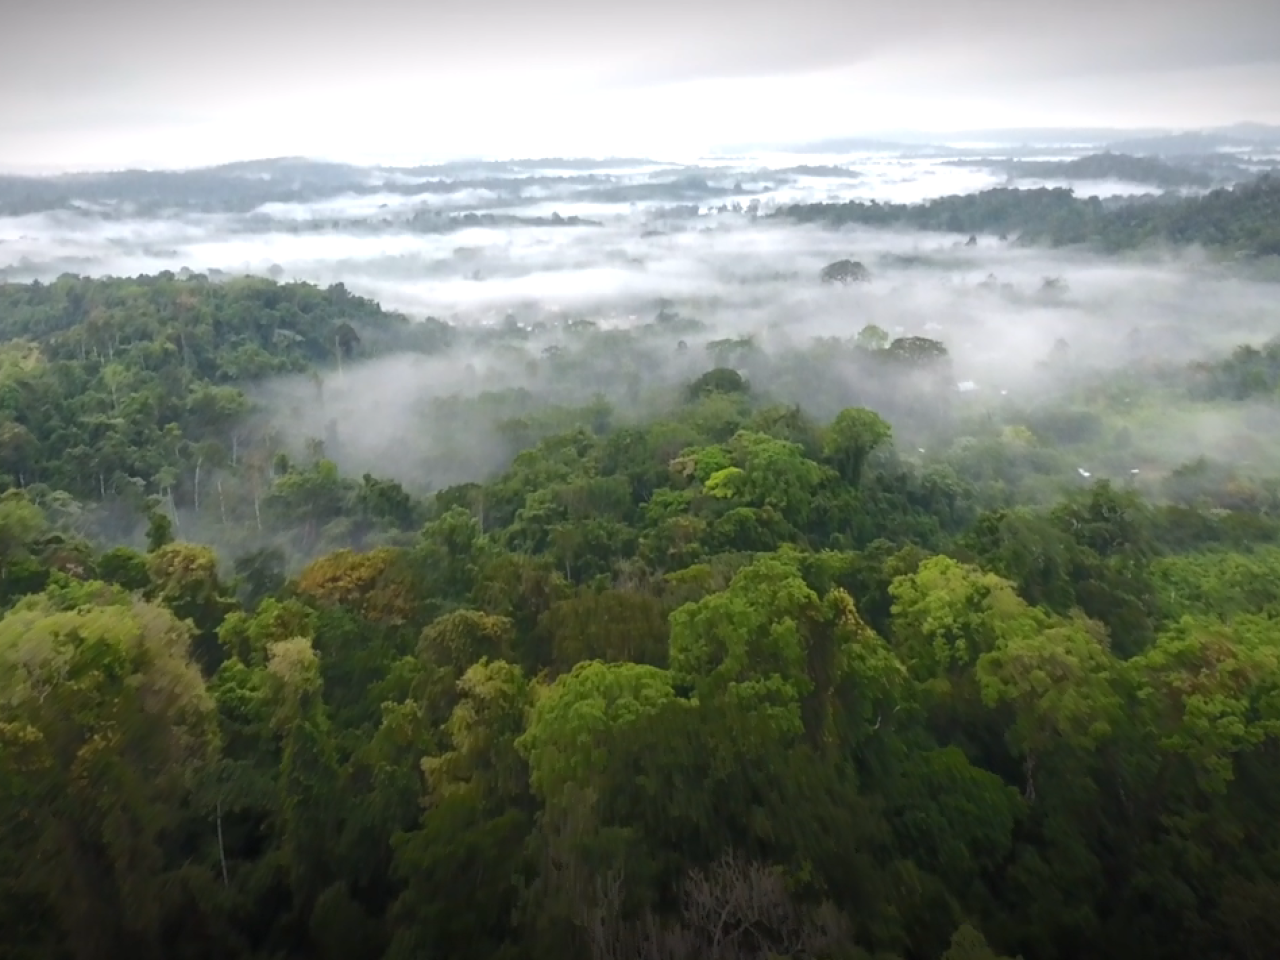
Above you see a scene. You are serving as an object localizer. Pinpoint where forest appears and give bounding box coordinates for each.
[941,153,1218,190]
[779,174,1280,255]
[4,180,1280,960]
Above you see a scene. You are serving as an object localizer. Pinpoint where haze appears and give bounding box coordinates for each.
[7,9,1280,960]
[4,0,1280,521]
[4,0,1280,170]
[8,144,1277,503]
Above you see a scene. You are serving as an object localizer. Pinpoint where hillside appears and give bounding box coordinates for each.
[778,174,1280,255]
[3,270,1280,960]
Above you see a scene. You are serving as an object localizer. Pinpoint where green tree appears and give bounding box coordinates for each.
[0,589,217,960]
[824,407,893,486]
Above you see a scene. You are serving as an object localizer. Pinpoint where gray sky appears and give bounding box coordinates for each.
[3,0,1279,170]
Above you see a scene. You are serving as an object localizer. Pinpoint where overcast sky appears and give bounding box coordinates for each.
[3,0,1279,171]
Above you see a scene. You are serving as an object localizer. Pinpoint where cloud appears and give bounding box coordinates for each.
[8,0,1277,93]
[6,151,1280,497]
[2,1,1279,166]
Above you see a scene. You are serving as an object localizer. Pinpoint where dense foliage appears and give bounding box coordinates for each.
[780,174,1280,255]
[0,274,453,542]
[4,267,1280,960]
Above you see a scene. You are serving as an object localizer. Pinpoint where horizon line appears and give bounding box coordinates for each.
[3,121,1279,178]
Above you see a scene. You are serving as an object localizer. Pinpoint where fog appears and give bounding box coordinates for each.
[4,147,1279,500]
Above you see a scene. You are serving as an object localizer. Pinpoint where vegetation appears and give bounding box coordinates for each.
[780,174,1280,255]
[3,248,1280,960]
[819,260,870,284]
[0,160,737,218]
[946,152,1216,189]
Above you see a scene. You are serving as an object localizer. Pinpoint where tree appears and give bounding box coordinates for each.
[942,922,1015,960]
[700,431,830,530]
[295,547,419,625]
[886,746,1021,894]
[962,508,1078,613]
[146,542,233,668]
[674,851,849,959]
[977,616,1120,800]
[669,551,881,747]
[96,546,150,592]
[389,660,535,960]
[231,546,287,609]
[424,658,532,806]
[685,367,748,401]
[419,609,516,675]
[265,636,342,914]
[820,259,871,284]
[886,336,949,366]
[415,507,496,607]
[518,660,680,804]
[824,407,892,486]
[889,555,1044,683]
[0,420,37,486]
[539,588,669,674]
[0,492,48,605]
[0,590,217,960]
[855,323,890,351]
[145,508,174,552]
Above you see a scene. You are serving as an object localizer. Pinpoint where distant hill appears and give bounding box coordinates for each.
[946,153,1217,189]
[772,165,862,178]
[1106,127,1280,156]
[0,155,685,216]
[777,174,1280,256]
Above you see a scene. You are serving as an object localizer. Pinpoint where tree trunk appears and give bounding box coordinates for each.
[216,800,229,887]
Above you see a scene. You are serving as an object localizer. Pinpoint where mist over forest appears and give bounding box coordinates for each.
[5,140,1279,509]
[4,128,1280,960]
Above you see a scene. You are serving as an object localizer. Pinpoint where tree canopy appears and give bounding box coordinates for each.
[3,271,1280,960]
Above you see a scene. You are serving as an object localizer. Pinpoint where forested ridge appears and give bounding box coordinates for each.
[943,152,1219,190]
[4,272,1280,960]
[779,174,1280,255]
